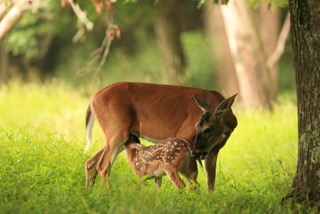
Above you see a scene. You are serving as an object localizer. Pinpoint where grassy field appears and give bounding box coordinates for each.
[0,82,314,213]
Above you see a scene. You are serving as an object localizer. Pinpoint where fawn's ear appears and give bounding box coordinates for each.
[131,144,145,150]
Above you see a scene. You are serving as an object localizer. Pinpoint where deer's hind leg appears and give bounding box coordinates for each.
[96,133,128,183]
[85,147,104,187]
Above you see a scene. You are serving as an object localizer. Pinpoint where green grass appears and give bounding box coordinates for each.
[0,82,315,213]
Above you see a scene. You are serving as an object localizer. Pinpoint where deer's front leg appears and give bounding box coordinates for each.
[85,147,104,187]
[204,148,220,193]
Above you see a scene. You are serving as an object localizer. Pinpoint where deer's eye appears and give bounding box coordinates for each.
[203,127,213,134]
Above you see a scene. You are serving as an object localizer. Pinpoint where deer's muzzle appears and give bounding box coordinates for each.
[191,133,208,160]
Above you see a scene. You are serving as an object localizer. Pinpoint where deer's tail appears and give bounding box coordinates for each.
[85,104,95,152]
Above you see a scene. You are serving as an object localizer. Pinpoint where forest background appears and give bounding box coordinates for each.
[1,0,312,213]
[0,0,294,101]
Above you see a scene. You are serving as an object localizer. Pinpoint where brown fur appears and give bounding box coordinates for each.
[124,135,198,190]
[84,82,237,192]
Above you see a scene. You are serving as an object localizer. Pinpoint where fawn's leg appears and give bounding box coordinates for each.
[181,159,199,191]
[165,170,185,189]
[155,177,162,190]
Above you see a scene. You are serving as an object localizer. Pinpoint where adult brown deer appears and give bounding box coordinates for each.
[124,135,199,190]
[85,82,237,192]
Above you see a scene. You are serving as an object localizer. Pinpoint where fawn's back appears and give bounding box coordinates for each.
[125,136,198,189]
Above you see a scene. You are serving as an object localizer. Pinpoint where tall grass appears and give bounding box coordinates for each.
[0,82,315,213]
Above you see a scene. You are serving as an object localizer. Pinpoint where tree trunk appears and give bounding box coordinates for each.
[203,4,239,96]
[258,3,280,99]
[285,0,320,206]
[0,42,9,84]
[221,0,272,110]
[153,0,187,85]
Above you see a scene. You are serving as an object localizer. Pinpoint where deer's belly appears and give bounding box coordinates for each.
[133,161,166,177]
[152,169,165,177]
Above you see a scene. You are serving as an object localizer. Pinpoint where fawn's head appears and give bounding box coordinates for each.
[191,94,237,160]
[124,134,142,157]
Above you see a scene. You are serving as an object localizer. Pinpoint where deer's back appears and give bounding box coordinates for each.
[91,82,236,141]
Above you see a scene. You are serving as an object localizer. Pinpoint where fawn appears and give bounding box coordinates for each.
[124,134,200,190]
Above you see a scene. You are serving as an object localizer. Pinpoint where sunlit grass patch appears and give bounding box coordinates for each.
[1,81,314,213]
[0,81,87,146]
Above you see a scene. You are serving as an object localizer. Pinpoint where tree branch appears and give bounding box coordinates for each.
[267,13,290,69]
[0,1,29,42]
[67,0,93,32]
[92,16,117,82]
[76,15,118,81]
[0,2,14,20]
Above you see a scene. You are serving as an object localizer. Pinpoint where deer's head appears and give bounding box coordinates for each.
[191,94,237,160]
[124,134,143,161]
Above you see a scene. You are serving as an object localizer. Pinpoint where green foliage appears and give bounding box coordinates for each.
[5,2,57,58]
[2,0,295,96]
[248,0,288,8]
[54,31,216,92]
[0,81,316,213]
[3,1,99,59]
[181,32,215,88]
[198,0,288,8]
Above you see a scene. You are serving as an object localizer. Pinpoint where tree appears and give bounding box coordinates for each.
[285,0,320,206]
[0,1,26,41]
[0,0,110,82]
[153,0,187,85]
[220,0,273,110]
[1,0,196,85]
[0,0,59,81]
[204,4,239,96]
[204,2,284,105]
[258,3,280,99]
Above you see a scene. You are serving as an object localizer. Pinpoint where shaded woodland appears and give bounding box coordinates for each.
[0,0,293,110]
[1,0,320,207]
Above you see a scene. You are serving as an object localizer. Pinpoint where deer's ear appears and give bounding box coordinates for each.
[215,93,237,115]
[132,144,145,150]
[193,95,211,112]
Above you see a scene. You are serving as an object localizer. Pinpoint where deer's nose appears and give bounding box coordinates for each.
[200,153,207,160]
[191,150,207,160]
[191,150,200,160]
[192,149,206,159]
